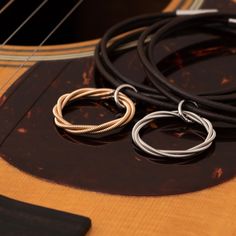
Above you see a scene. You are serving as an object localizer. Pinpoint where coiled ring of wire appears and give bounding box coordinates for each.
[52,88,135,135]
[95,12,236,126]
[132,109,216,158]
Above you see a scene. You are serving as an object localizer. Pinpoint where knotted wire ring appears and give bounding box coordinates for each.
[114,84,138,108]
[53,87,136,135]
[132,109,216,158]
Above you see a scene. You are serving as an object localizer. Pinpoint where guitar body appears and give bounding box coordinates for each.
[0,1,236,235]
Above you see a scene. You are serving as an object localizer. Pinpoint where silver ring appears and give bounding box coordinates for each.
[114,84,137,108]
[229,18,236,24]
[132,110,216,158]
[178,100,198,123]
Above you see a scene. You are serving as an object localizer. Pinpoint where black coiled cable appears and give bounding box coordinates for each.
[95,11,236,126]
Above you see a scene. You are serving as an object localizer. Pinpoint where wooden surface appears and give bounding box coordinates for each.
[0,1,236,235]
[1,161,236,235]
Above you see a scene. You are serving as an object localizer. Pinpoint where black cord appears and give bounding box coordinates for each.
[95,12,177,109]
[140,12,236,124]
[95,11,236,126]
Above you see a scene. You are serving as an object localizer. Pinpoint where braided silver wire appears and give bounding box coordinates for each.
[132,109,216,158]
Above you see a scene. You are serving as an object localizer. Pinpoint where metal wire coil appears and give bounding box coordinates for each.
[132,102,216,158]
[53,87,136,135]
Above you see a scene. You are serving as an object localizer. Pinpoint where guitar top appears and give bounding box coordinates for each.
[0,1,236,235]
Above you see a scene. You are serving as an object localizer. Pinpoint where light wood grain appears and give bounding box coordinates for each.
[0,160,235,236]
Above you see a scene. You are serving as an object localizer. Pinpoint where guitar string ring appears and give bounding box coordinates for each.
[53,86,136,135]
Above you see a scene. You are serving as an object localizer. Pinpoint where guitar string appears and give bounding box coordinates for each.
[0,0,15,15]
[190,0,204,10]
[0,0,201,94]
[1,0,48,46]
[0,0,203,51]
[0,0,203,62]
[0,0,85,94]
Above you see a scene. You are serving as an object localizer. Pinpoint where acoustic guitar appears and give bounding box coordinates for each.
[0,0,236,235]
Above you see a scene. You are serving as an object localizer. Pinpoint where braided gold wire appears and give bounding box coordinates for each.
[53,87,135,134]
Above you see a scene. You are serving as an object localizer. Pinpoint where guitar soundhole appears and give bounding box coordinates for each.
[1,28,236,196]
[0,0,171,45]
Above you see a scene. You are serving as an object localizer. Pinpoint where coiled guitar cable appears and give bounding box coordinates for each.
[95,10,236,127]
